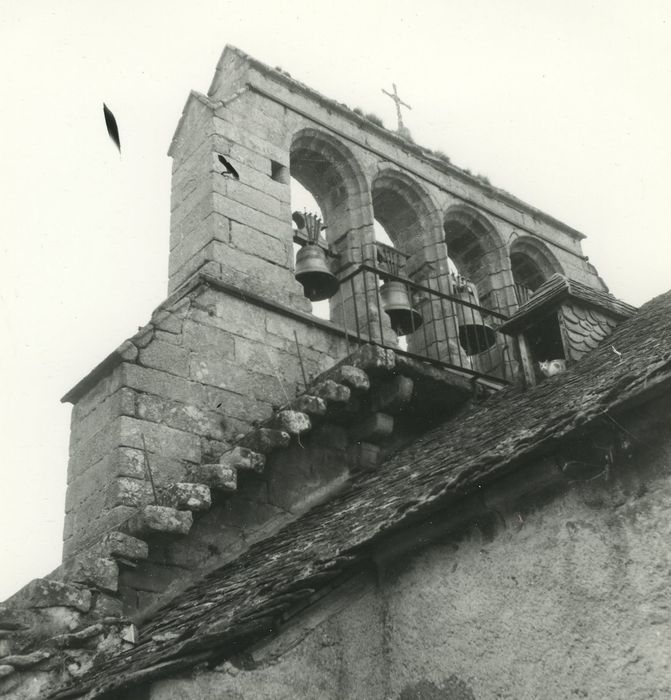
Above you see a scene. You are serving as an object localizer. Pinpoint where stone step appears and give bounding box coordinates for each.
[238,428,291,453]
[186,464,237,491]
[125,505,193,538]
[59,553,120,593]
[268,410,311,435]
[289,394,327,417]
[219,446,265,474]
[329,365,370,392]
[160,483,212,512]
[94,532,149,562]
[310,380,351,404]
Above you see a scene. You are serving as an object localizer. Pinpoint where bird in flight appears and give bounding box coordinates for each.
[218,154,239,180]
[103,103,120,152]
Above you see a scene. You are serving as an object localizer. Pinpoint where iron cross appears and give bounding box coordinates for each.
[382,83,412,131]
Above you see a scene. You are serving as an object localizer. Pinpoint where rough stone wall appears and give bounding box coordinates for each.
[148,408,671,699]
[63,281,347,561]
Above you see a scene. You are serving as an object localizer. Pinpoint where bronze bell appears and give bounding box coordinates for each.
[295,244,339,301]
[454,283,497,355]
[380,280,423,336]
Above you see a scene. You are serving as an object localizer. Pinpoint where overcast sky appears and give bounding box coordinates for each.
[1,0,669,599]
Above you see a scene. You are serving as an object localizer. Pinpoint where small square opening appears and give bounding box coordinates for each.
[271,160,289,184]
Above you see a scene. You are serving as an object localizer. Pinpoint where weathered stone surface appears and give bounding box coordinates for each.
[139,340,190,377]
[219,446,265,474]
[270,411,311,435]
[371,375,414,414]
[0,650,52,669]
[0,606,32,632]
[91,594,123,618]
[5,579,92,613]
[239,428,291,453]
[61,555,119,593]
[105,477,154,508]
[0,665,13,678]
[349,344,396,373]
[311,380,351,404]
[161,483,212,512]
[126,506,193,537]
[290,394,327,417]
[330,365,370,392]
[349,413,394,444]
[98,532,149,561]
[186,464,237,492]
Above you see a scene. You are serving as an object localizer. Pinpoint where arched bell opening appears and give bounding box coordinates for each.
[290,177,330,319]
[371,171,446,357]
[443,206,507,372]
[290,129,371,329]
[510,236,564,307]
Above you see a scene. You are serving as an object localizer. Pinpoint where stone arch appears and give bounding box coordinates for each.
[443,204,507,302]
[509,236,564,295]
[371,169,444,268]
[290,128,370,244]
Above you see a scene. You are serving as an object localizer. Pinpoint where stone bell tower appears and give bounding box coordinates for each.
[57,45,606,616]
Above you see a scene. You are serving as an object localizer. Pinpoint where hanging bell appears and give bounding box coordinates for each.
[454,284,497,355]
[295,244,339,301]
[380,280,423,336]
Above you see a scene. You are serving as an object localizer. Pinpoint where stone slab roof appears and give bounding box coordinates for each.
[498,274,637,336]
[53,289,671,699]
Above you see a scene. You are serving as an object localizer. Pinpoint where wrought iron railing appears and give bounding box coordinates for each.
[335,262,515,383]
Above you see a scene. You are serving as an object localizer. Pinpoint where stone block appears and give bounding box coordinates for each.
[290,394,327,417]
[117,416,201,464]
[330,365,370,392]
[219,446,266,474]
[349,344,396,373]
[239,428,291,453]
[113,447,148,479]
[371,375,415,414]
[349,413,394,444]
[269,410,311,435]
[135,393,226,442]
[139,340,190,377]
[181,320,236,360]
[106,477,154,508]
[91,594,123,618]
[186,464,237,492]
[125,506,193,537]
[61,555,119,593]
[161,483,212,512]
[230,220,291,267]
[311,380,351,404]
[4,580,92,613]
[1,650,51,669]
[98,532,149,561]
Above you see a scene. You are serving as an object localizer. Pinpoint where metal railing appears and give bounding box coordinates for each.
[336,262,515,383]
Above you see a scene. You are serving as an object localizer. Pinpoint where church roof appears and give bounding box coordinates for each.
[52,289,671,699]
[498,274,637,335]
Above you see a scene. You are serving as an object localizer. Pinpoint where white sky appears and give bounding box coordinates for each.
[1,0,669,599]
